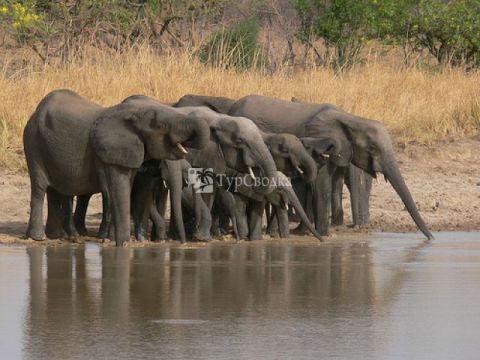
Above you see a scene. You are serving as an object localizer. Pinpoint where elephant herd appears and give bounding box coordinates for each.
[23,89,433,247]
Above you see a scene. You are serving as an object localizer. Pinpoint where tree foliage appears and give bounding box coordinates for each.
[292,0,480,69]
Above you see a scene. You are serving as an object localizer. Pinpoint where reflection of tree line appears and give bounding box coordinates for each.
[25,243,378,359]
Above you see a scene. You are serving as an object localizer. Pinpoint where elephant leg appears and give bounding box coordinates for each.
[73,194,91,236]
[359,170,372,225]
[312,163,334,236]
[62,196,79,238]
[346,163,360,226]
[248,199,265,241]
[331,166,345,226]
[104,165,133,247]
[266,204,279,237]
[98,191,110,239]
[164,160,186,243]
[189,187,212,241]
[26,166,49,240]
[217,188,238,239]
[131,172,154,241]
[292,183,312,235]
[233,193,249,240]
[276,205,290,238]
[45,187,67,239]
[149,202,166,241]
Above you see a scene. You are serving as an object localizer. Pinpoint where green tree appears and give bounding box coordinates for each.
[292,0,387,70]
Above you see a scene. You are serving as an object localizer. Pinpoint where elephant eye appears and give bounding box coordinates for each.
[234,136,245,145]
[280,144,289,153]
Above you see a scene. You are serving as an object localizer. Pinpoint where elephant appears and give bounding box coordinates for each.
[253,132,320,238]
[23,89,210,246]
[173,94,433,240]
[116,95,279,241]
[130,158,213,242]
[228,95,433,239]
[291,96,373,229]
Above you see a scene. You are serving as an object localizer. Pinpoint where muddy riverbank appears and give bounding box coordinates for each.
[1,138,479,244]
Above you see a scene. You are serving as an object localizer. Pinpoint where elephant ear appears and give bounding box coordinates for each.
[332,111,387,174]
[91,109,148,168]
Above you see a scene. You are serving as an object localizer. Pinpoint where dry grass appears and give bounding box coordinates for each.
[1,47,479,169]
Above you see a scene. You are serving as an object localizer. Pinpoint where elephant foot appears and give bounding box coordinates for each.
[267,230,279,238]
[76,226,88,236]
[97,228,109,239]
[331,219,344,226]
[45,227,66,240]
[248,233,263,241]
[26,228,46,241]
[71,235,84,244]
[292,223,308,236]
[65,226,79,238]
[152,232,167,242]
[193,230,211,242]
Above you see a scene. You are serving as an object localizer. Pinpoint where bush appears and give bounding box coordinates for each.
[199,17,264,70]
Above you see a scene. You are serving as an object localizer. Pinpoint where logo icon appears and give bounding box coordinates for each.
[188,168,214,193]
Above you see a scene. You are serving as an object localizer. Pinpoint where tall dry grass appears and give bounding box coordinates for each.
[1,47,479,170]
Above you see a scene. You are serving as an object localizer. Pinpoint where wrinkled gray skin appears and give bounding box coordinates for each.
[229,95,433,239]
[259,132,318,238]
[211,187,239,240]
[23,89,210,246]
[121,95,279,240]
[231,171,323,241]
[129,158,212,242]
[291,96,373,228]
[175,94,433,240]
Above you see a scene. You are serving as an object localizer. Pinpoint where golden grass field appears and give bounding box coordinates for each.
[1,47,479,169]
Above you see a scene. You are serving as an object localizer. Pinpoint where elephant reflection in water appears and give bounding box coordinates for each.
[25,242,383,359]
[25,246,132,359]
[126,243,378,319]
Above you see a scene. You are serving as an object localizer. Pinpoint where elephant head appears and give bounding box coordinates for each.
[310,108,433,240]
[175,107,279,194]
[263,133,318,183]
[91,102,210,168]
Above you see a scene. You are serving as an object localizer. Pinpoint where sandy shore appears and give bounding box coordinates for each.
[1,138,479,244]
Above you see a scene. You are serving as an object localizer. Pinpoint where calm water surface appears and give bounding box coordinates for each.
[1,232,480,360]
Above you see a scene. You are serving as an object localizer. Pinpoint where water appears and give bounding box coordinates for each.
[1,232,480,360]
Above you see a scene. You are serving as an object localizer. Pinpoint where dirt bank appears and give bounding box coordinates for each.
[1,138,479,244]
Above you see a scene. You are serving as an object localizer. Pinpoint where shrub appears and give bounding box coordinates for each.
[199,17,264,70]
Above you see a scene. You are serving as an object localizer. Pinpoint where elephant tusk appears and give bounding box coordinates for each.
[176,143,188,154]
[295,166,304,175]
[248,166,255,179]
[321,153,330,158]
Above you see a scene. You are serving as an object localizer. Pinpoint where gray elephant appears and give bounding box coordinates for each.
[23,89,210,246]
[251,132,320,239]
[174,94,433,240]
[291,96,373,229]
[117,95,279,241]
[128,158,213,242]
[228,95,432,239]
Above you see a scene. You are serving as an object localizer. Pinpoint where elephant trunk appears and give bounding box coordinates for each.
[382,156,433,240]
[251,139,278,194]
[276,172,323,241]
[181,116,210,150]
[298,151,318,183]
[164,160,186,242]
